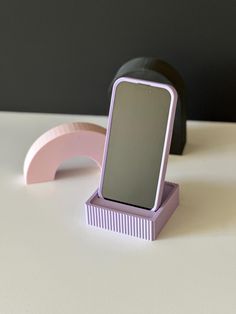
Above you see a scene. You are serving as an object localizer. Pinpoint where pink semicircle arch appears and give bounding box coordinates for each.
[24,122,106,184]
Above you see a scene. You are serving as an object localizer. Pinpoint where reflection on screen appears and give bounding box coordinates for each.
[102,81,171,209]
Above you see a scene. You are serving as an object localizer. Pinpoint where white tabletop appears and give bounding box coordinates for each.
[0,112,236,314]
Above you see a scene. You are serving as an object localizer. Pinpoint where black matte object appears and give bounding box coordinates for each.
[109,57,186,155]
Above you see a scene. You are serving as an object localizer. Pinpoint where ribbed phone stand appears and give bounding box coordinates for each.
[85,182,179,240]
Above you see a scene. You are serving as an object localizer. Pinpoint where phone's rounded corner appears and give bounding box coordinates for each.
[150,206,156,212]
[162,83,177,97]
[112,76,134,91]
[150,199,161,212]
[163,84,178,105]
[97,185,104,199]
[113,77,125,88]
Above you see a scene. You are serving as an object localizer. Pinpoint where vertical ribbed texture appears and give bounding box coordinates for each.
[86,205,153,240]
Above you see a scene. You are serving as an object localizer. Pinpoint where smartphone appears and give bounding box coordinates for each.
[98,77,177,211]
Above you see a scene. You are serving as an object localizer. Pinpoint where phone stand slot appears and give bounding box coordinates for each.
[85,181,179,240]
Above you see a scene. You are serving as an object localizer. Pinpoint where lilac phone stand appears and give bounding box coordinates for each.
[85,181,179,240]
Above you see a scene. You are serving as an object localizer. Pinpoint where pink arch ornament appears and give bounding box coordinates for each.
[24,122,106,184]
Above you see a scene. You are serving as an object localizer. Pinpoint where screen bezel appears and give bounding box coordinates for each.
[98,77,177,211]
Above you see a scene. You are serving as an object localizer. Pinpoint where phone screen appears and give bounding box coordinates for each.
[101,80,172,209]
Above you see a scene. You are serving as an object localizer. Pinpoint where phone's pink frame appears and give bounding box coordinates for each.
[98,77,177,212]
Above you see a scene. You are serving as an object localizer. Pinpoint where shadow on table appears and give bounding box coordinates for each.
[159,180,236,239]
[55,166,99,181]
[54,156,100,181]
